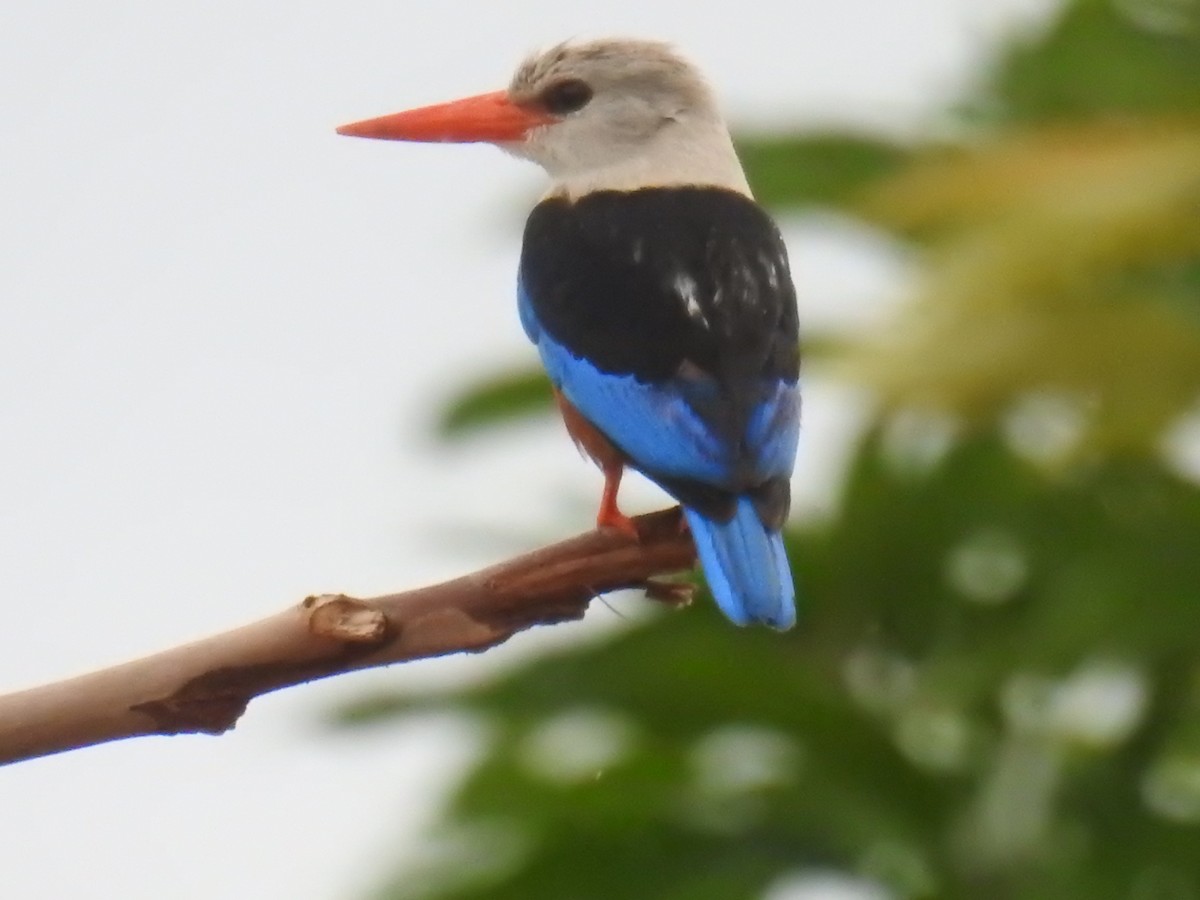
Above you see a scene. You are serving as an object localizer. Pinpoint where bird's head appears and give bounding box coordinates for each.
[338,39,749,196]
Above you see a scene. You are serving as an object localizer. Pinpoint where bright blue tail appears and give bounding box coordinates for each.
[684,498,796,630]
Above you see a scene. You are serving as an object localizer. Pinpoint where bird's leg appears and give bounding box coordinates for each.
[596,464,639,540]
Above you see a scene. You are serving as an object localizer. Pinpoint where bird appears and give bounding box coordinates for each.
[338,39,800,630]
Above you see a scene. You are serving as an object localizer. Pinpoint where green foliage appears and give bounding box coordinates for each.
[437,367,554,438]
[735,133,910,210]
[973,0,1200,122]
[840,119,1200,451]
[352,1,1200,897]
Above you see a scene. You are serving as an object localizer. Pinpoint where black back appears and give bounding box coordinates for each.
[519,187,799,386]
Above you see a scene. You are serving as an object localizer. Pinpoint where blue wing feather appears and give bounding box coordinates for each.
[521,281,796,486]
[746,381,801,480]
[537,332,732,484]
[517,282,542,343]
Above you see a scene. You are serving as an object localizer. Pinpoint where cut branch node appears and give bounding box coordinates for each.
[306,594,392,644]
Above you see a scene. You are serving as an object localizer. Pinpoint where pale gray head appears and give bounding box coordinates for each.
[505,39,751,196]
[337,38,751,198]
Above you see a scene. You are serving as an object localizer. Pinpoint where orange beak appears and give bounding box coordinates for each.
[336,90,554,144]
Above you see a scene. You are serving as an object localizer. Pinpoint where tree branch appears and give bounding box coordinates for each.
[0,508,695,767]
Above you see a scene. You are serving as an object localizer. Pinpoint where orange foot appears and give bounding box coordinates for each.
[596,465,640,541]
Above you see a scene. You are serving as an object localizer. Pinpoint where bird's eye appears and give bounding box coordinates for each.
[540,78,593,115]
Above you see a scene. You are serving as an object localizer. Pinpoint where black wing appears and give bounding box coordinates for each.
[519,187,799,386]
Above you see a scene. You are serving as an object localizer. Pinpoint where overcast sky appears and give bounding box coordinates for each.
[0,2,1056,897]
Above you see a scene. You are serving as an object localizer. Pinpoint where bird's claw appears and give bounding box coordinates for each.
[597,510,641,542]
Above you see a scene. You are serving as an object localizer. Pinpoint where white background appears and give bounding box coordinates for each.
[0,2,1055,897]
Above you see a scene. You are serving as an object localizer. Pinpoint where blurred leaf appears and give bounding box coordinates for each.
[736,133,910,209]
[437,367,553,439]
[838,119,1200,451]
[334,692,428,727]
[861,119,1200,236]
[975,0,1200,122]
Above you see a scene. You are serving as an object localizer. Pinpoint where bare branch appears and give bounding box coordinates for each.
[0,508,695,766]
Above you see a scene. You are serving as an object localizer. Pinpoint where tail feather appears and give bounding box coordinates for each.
[684,498,796,630]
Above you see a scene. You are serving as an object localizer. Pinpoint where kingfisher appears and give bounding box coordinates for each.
[338,39,800,630]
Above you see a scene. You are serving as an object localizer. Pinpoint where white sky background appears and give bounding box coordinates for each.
[0,2,1058,897]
